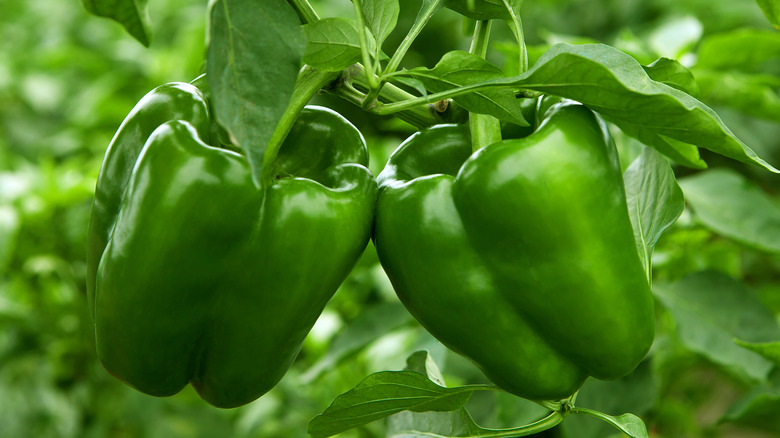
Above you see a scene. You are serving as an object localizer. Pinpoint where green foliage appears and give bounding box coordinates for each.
[7,0,780,436]
[403,51,529,125]
[303,18,373,71]
[623,147,685,279]
[207,0,306,184]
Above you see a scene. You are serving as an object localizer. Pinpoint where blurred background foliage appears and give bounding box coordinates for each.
[2,0,780,436]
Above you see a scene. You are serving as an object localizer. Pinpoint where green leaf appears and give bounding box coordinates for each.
[623,148,685,280]
[695,70,780,122]
[696,29,780,73]
[596,413,649,438]
[392,76,429,97]
[406,51,529,126]
[642,58,699,97]
[388,410,486,438]
[207,0,305,184]
[735,340,780,366]
[307,370,473,438]
[653,272,780,384]
[387,352,484,438]
[303,17,375,71]
[757,0,780,29]
[81,0,151,46]
[504,44,775,172]
[721,370,780,433]
[387,352,560,438]
[678,168,780,253]
[362,0,400,47]
[560,363,655,438]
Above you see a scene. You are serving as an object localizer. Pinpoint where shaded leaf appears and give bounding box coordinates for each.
[81,0,150,46]
[207,0,305,183]
[308,370,472,438]
[721,370,780,433]
[679,168,780,253]
[303,17,374,71]
[696,70,780,122]
[362,0,400,47]
[735,339,780,367]
[387,352,485,438]
[696,29,780,73]
[643,57,699,97]
[653,272,780,383]
[623,147,685,279]
[501,44,774,171]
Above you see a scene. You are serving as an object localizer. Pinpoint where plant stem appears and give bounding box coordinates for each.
[362,0,445,107]
[286,0,319,24]
[479,411,565,437]
[372,75,524,115]
[332,65,466,127]
[501,0,528,73]
[260,66,339,187]
[469,19,491,57]
[382,0,443,76]
[468,20,502,153]
[351,0,379,89]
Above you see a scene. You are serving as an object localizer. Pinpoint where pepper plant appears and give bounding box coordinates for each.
[80,0,780,437]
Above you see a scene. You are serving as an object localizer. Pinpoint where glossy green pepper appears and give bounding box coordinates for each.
[87,82,377,408]
[373,101,654,400]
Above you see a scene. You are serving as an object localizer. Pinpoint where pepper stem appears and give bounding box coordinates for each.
[468,20,502,153]
[260,66,339,188]
[286,0,319,24]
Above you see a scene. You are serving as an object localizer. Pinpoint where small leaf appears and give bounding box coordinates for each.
[560,363,656,438]
[303,17,375,71]
[406,51,528,126]
[308,371,472,438]
[403,351,446,385]
[678,168,780,253]
[623,147,685,279]
[643,58,699,97]
[757,0,780,29]
[599,413,650,438]
[362,0,400,47]
[502,44,776,172]
[207,0,305,183]
[571,408,649,438]
[653,272,780,384]
[81,0,151,46]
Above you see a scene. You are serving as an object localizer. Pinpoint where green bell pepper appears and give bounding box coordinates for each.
[87,82,377,408]
[373,101,654,400]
